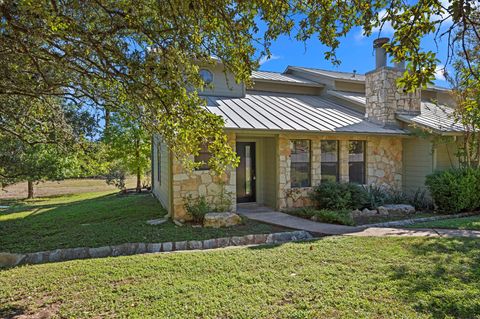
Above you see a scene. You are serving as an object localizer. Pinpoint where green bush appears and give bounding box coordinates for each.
[289,207,354,226]
[425,168,480,214]
[184,195,211,223]
[310,181,367,210]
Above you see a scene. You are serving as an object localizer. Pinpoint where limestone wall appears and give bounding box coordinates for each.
[365,67,421,126]
[277,133,403,210]
[171,133,236,221]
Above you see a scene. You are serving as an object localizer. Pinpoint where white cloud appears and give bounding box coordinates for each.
[356,10,394,41]
[435,64,446,81]
[259,54,281,65]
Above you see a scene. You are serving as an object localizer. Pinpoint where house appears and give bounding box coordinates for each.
[152,38,464,221]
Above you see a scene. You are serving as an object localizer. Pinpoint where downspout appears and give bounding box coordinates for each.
[151,135,155,193]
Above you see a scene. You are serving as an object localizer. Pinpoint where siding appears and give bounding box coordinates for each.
[152,135,171,214]
[198,64,244,97]
[403,137,434,192]
[435,140,460,170]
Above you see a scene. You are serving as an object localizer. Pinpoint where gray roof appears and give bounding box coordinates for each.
[203,93,404,134]
[326,90,463,134]
[397,102,464,134]
[327,90,366,106]
[287,66,451,91]
[252,70,321,86]
[287,66,365,82]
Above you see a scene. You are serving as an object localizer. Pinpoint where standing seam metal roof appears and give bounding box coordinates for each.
[204,93,404,134]
[326,90,464,133]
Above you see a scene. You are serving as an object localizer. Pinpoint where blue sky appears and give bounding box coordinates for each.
[256,23,452,87]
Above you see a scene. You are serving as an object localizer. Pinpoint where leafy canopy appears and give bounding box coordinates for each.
[1,0,478,171]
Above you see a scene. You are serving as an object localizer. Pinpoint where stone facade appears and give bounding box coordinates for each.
[170,132,402,217]
[171,133,236,221]
[365,66,421,127]
[277,133,403,211]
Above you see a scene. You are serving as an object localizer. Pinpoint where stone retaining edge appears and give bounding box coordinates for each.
[0,231,313,268]
[361,212,479,228]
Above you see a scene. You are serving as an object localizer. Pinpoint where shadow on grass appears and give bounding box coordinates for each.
[391,238,480,318]
[0,304,27,318]
[0,192,166,253]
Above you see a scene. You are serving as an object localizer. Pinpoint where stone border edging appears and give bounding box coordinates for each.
[360,212,479,228]
[0,231,313,268]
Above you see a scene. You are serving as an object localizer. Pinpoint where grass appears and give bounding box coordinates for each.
[1,237,480,318]
[0,191,287,253]
[408,215,480,230]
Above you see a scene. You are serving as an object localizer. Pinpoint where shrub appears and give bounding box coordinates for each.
[105,165,127,192]
[310,181,367,210]
[425,168,480,214]
[362,184,389,209]
[288,207,354,226]
[184,195,211,223]
[408,188,434,212]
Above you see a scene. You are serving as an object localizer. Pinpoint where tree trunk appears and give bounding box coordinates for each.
[104,109,110,131]
[27,180,34,199]
[135,138,141,193]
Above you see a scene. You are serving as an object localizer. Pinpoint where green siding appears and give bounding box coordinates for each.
[435,141,459,171]
[403,137,434,192]
[152,135,171,214]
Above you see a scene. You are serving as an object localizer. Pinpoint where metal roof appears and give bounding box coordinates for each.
[252,70,321,86]
[203,93,404,134]
[397,102,464,134]
[287,66,451,92]
[327,90,366,106]
[326,90,463,134]
[287,66,365,82]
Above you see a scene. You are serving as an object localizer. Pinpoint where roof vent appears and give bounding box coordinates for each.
[373,37,389,69]
[352,70,357,78]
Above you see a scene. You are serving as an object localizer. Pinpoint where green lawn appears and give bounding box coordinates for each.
[409,215,480,230]
[0,191,286,253]
[1,237,479,318]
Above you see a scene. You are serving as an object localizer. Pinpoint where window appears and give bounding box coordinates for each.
[321,140,339,182]
[349,140,366,184]
[194,144,211,170]
[199,69,213,84]
[291,140,311,188]
[157,144,161,183]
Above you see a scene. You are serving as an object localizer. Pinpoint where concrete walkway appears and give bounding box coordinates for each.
[237,205,480,238]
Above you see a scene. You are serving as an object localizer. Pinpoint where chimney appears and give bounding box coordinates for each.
[373,37,389,69]
[365,38,421,127]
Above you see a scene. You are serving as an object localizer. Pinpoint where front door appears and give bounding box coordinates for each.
[236,142,256,203]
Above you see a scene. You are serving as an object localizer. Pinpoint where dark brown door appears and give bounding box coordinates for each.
[236,142,256,203]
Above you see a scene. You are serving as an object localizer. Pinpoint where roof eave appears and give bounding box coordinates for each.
[251,78,324,88]
[396,115,464,136]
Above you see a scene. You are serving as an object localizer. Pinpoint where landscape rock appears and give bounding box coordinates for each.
[378,204,416,215]
[230,236,247,246]
[202,239,217,249]
[174,241,187,250]
[203,212,242,228]
[0,253,26,267]
[253,234,268,244]
[216,237,231,247]
[188,241,203,250]
[162,242,173,252]
[146,243,161,253]
[146,218,167,225]
[173,220,184,227]
[88,246,111,258]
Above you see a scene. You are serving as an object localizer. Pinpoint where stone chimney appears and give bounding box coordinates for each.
[365,38,421,127]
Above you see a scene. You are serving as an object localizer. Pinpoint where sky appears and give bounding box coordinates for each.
[256,19,452,87]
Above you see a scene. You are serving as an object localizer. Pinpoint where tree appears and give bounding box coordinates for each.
[0,99,103,198]
[1,0,479,171]
[104,112,151,192]
[446,6,480,167]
